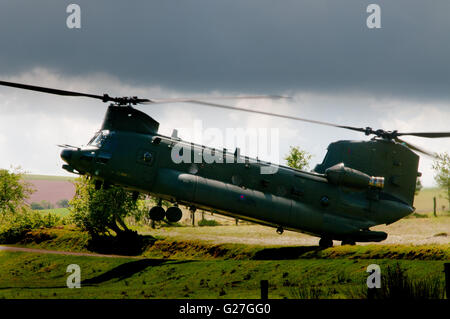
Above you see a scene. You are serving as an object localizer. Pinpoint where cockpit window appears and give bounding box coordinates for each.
[88,130,110,147]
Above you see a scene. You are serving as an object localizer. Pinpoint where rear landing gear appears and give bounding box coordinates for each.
[319,238,333,248]
[341,239,356,246]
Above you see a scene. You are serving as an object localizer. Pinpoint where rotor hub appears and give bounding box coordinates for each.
[364,127,399,140]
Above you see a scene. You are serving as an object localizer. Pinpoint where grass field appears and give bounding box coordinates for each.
[414,188,449,213]
[4,175,448,299]
[11,226,450,259]
[142,217,450,246]
[0,231,448,299]
[0,251,446,299]
[39,208,71,218]
[0,223,448,299]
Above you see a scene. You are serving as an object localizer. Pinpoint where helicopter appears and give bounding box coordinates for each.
[1,79,449,247]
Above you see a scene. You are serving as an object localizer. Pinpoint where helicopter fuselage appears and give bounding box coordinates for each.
[60,106,417,243]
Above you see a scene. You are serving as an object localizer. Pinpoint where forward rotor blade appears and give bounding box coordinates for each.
[143,95,291,104]
[0,80,106,100]
[0,80,153,104]
[171,99,368,133]
[397,132,450,138]
[394,137,438,158]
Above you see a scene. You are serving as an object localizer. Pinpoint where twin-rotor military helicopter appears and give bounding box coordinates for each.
[1,79,449,247]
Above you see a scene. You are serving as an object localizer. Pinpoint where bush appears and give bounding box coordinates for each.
[198,219,221,227]
[0,210,61,244]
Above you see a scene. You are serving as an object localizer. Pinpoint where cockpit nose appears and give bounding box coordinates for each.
[60,149,73,163]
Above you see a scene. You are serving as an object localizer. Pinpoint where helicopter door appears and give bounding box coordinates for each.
[136,148,158,186]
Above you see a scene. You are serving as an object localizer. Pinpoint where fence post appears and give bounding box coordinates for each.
[260,280,268,299]
[433,197,437,217]
[445,263,450,299]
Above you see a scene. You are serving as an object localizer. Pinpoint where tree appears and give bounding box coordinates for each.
[0,167,33,217]
[284,146,312,170]
[432,152,450,210]
[56,199,70,208]
[30,202,44,210]
[69,176,145,237]
[40,200,54,210]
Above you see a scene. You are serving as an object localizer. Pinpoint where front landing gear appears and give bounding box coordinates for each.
[319,238,333,248]
[149,206,165,221]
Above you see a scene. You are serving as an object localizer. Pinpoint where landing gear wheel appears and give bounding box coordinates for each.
[166,206,183,223]
[341,239,356,246]
[149,206,165,221]
[319,238,333,248]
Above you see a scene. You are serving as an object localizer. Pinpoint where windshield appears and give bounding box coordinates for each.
[88,130,110,147]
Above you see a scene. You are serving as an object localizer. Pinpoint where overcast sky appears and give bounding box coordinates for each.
[0,1,449,187]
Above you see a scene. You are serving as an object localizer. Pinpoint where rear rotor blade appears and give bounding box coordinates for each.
[397,132,450,138]
[395,137,438,158]
[144,95,291,104]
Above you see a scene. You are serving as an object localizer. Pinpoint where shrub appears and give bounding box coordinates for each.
[0,210,61,244]
[69,176,145,237]
[198,219,221,227]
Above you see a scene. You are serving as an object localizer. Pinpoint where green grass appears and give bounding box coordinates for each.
[23,174,75,181]
[0,226,448,299]
[13,227,90,253]
[38,208,71,218]
[0,250,446,299]
[9,227,450,261]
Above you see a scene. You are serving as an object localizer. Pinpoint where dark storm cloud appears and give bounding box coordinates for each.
[1,0,450,98]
